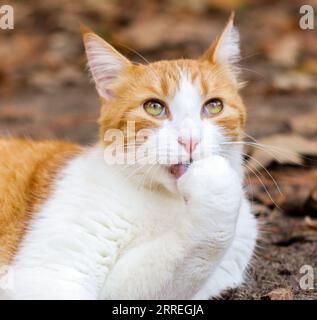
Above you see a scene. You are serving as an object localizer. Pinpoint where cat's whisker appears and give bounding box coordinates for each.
[115,42,163,82]
[245,170,255,209]
[220,146,282,201]
[222,140,304,166]
[122,153,162,181]
[240,131,314,164]
[237,66,265,78]
[146,165,160,192]
[240,131,257,142]
[116,43,152,66]
[124,164,152,182]
[241,152,282,196]
[150,165,161,193]
[137,163,157,191]
[238,52,261,62]
[243,162,281,210]
[121,156,156,174]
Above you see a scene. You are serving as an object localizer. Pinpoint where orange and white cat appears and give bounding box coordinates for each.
[0,14,257,300]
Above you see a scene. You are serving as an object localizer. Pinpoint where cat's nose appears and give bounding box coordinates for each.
[178,136,199,155]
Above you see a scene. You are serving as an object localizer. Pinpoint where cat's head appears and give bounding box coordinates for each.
[82,14,246,193]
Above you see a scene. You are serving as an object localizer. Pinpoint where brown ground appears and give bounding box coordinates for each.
[0,0,317,299]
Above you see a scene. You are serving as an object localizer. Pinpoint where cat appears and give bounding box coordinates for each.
[0,13,257,300]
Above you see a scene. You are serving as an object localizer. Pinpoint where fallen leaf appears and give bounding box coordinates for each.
[303,188,317,217]
[247,167,317,215]
[278,184,312,215]
[290,111,317,136]
[250,203,272,217]
[304,216,317,230]
[115,15,220,51]
[265,33,300,67]
[264,288,294,300]
[300,58,317,75]
[29,67,84,92]
[206,0,250,10]
[247,134,317,172]
[272,72,317,92]
[0,105,39,124]
[0,34,41,73]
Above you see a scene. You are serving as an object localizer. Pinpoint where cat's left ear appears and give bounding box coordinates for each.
[81,24,131,100]
[201,12,240,65]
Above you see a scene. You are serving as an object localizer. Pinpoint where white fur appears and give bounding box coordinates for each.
[214,22,240,64]
[84,33,128,99]
[0,71,256,300]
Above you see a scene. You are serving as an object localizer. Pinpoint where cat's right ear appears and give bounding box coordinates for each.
[81,24,131,100]
[201,12,240,65]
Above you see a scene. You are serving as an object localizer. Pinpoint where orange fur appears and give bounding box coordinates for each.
[99,59,246,146]
[0,139,81,265]
[1,18,246,266]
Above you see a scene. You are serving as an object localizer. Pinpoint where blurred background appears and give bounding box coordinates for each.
[0,0,317,299]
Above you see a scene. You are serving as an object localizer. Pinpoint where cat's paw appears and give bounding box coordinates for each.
[177,156,242,213]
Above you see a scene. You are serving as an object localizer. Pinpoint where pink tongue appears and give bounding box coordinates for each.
[170,164,188,178]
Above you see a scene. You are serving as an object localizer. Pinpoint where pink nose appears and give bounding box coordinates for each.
[178,136,199,155]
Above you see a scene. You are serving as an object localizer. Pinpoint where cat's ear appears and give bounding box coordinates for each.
[81,24,131,99]
[201,12,240,65]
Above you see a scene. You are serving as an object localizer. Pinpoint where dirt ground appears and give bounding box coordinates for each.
[0,0,317,299]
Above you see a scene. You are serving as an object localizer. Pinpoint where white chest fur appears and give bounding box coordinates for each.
[2,146,256,300]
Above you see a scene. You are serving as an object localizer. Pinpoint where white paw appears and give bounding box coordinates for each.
[177,156,240,195]
[177,156,243,213]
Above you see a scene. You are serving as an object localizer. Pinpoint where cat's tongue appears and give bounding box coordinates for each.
[170,164,188,178]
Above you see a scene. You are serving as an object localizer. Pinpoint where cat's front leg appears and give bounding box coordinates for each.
[100,156,243,300]
[177,155,243,237]
[192,198,257,300]
[174,156,244,291]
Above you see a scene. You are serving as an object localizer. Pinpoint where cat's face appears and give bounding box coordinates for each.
[83,15,246,192]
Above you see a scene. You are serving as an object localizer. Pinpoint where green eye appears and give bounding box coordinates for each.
[143,100,165,117]
[203,98,224,116]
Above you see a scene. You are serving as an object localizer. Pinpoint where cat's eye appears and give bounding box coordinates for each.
[143,100,165,117]
[202,98,224,116]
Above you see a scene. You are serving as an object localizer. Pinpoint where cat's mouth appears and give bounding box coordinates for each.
[169,163,191,179]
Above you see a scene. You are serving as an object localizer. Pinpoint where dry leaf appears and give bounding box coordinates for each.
[265,288,294,300]
[304,216,317,230]
[29,67,84,92]
[265,33,300,67]
[290,111,317,136]
[272,72,317,91]
[251,203,272,217]
[115,15,220,51]
[300,58,317,75]
[304,188,317,217]
[0,34,41,73]
[247,134,317,171]
[247,167,317,214]
[0,105,39,124]
[207,0,250,10]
